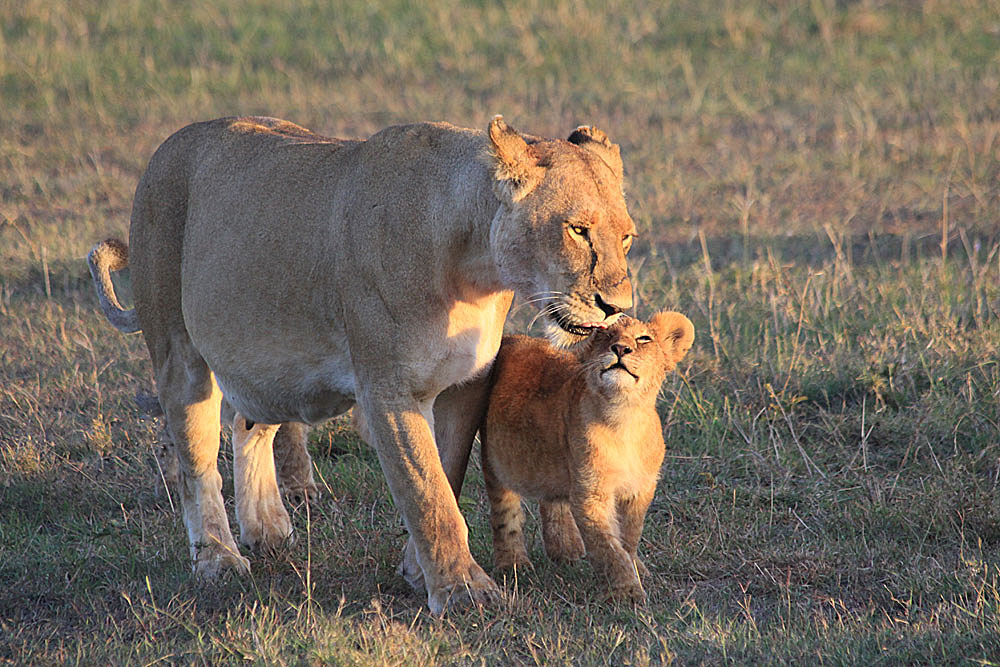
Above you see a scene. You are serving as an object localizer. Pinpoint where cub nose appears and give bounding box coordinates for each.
[611,342,633,358]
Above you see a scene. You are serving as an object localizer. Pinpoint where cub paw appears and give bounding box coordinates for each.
[542,529,586,563]
[632,557,650,580]
[606,581,647,605]
[494,547,533,572]
[540,502,585,562]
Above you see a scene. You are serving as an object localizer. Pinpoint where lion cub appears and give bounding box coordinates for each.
[481,312,694,602]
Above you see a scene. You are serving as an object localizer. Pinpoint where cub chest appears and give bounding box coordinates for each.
[575,419,663,499]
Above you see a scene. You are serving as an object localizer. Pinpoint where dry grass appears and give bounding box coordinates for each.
[2,0,1000,663]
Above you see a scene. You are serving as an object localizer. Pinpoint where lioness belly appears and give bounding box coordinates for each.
[215,361,356,425]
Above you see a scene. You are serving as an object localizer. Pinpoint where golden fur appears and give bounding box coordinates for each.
[88,115,637,613]
[481,312,694,602]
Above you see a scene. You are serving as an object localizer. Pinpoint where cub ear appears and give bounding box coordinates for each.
[487,115,546,203]
[649,311,695,366]
[567,125,624,181]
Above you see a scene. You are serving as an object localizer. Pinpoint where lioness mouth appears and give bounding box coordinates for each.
[552,314,609,337]
[563,322,597,336]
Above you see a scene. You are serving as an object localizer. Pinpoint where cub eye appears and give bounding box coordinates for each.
[636,334,653,344]
[568,224,589,239]
[622,234,634,252]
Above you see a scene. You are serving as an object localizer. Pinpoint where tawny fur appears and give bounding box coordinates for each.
[87,115,638,614]
[482,312,694,603]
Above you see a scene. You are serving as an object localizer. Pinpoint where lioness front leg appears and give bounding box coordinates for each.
[231,416,294,552]
[570,485,645,603]
[360,395,498,614]
[398,377,494,594]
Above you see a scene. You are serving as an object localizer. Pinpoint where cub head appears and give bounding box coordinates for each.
[485,116,637,346]
[578,312,695,402]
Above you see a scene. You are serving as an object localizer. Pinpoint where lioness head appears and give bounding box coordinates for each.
[485,116,637,347]
[578,312,695,401]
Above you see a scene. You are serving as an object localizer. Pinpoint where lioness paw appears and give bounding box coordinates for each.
[430,578,501,615]
[427,563,500,615]
[280,479,320,507]
[239,513,294,554]
[192,543,251,580]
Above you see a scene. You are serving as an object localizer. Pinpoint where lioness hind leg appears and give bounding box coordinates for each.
[159,363,249,578]
[152,422,180,500]
[273,422,319,506]
[231,415,294,552]
[540,501,586,563]
[223,399,315,507]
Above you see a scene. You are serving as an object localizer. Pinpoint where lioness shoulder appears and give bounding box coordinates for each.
[481,312,694,602]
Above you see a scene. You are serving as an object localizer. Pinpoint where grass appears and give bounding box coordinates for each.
[2,0,1000,663]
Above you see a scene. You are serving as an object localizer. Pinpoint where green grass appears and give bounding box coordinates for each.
[3,0,1000,663]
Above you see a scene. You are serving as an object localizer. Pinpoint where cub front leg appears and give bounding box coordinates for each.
[359,394,499,614]
[570,484,645,603]
[483,459,532,570]
[540,501,586,563]
[231,416,293,552]
[616,486,656,581]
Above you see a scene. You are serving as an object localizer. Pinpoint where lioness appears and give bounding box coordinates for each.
[88,115,636,613]
[481,312,694,602]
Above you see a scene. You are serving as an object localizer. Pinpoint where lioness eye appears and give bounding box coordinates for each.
[569,225,589,238]
[622,234,634,251]
[636,334,653,344]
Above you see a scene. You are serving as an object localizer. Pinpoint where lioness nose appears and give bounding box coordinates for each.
[611,342,633,358]
[595,293,626,318]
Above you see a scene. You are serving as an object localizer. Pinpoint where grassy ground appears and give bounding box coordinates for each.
[2,0,1000,663]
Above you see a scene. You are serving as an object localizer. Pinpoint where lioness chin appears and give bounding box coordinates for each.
[481,312,694,603]
[89,114,637,613]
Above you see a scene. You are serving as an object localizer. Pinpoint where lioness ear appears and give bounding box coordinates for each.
[649,311,695,366]
[567,125,624,181]
[487,115,546,203]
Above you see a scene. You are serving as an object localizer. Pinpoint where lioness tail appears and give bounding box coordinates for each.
[87,238,141,334]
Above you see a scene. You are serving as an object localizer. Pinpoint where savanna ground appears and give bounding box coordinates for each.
[2,0,1000,663]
